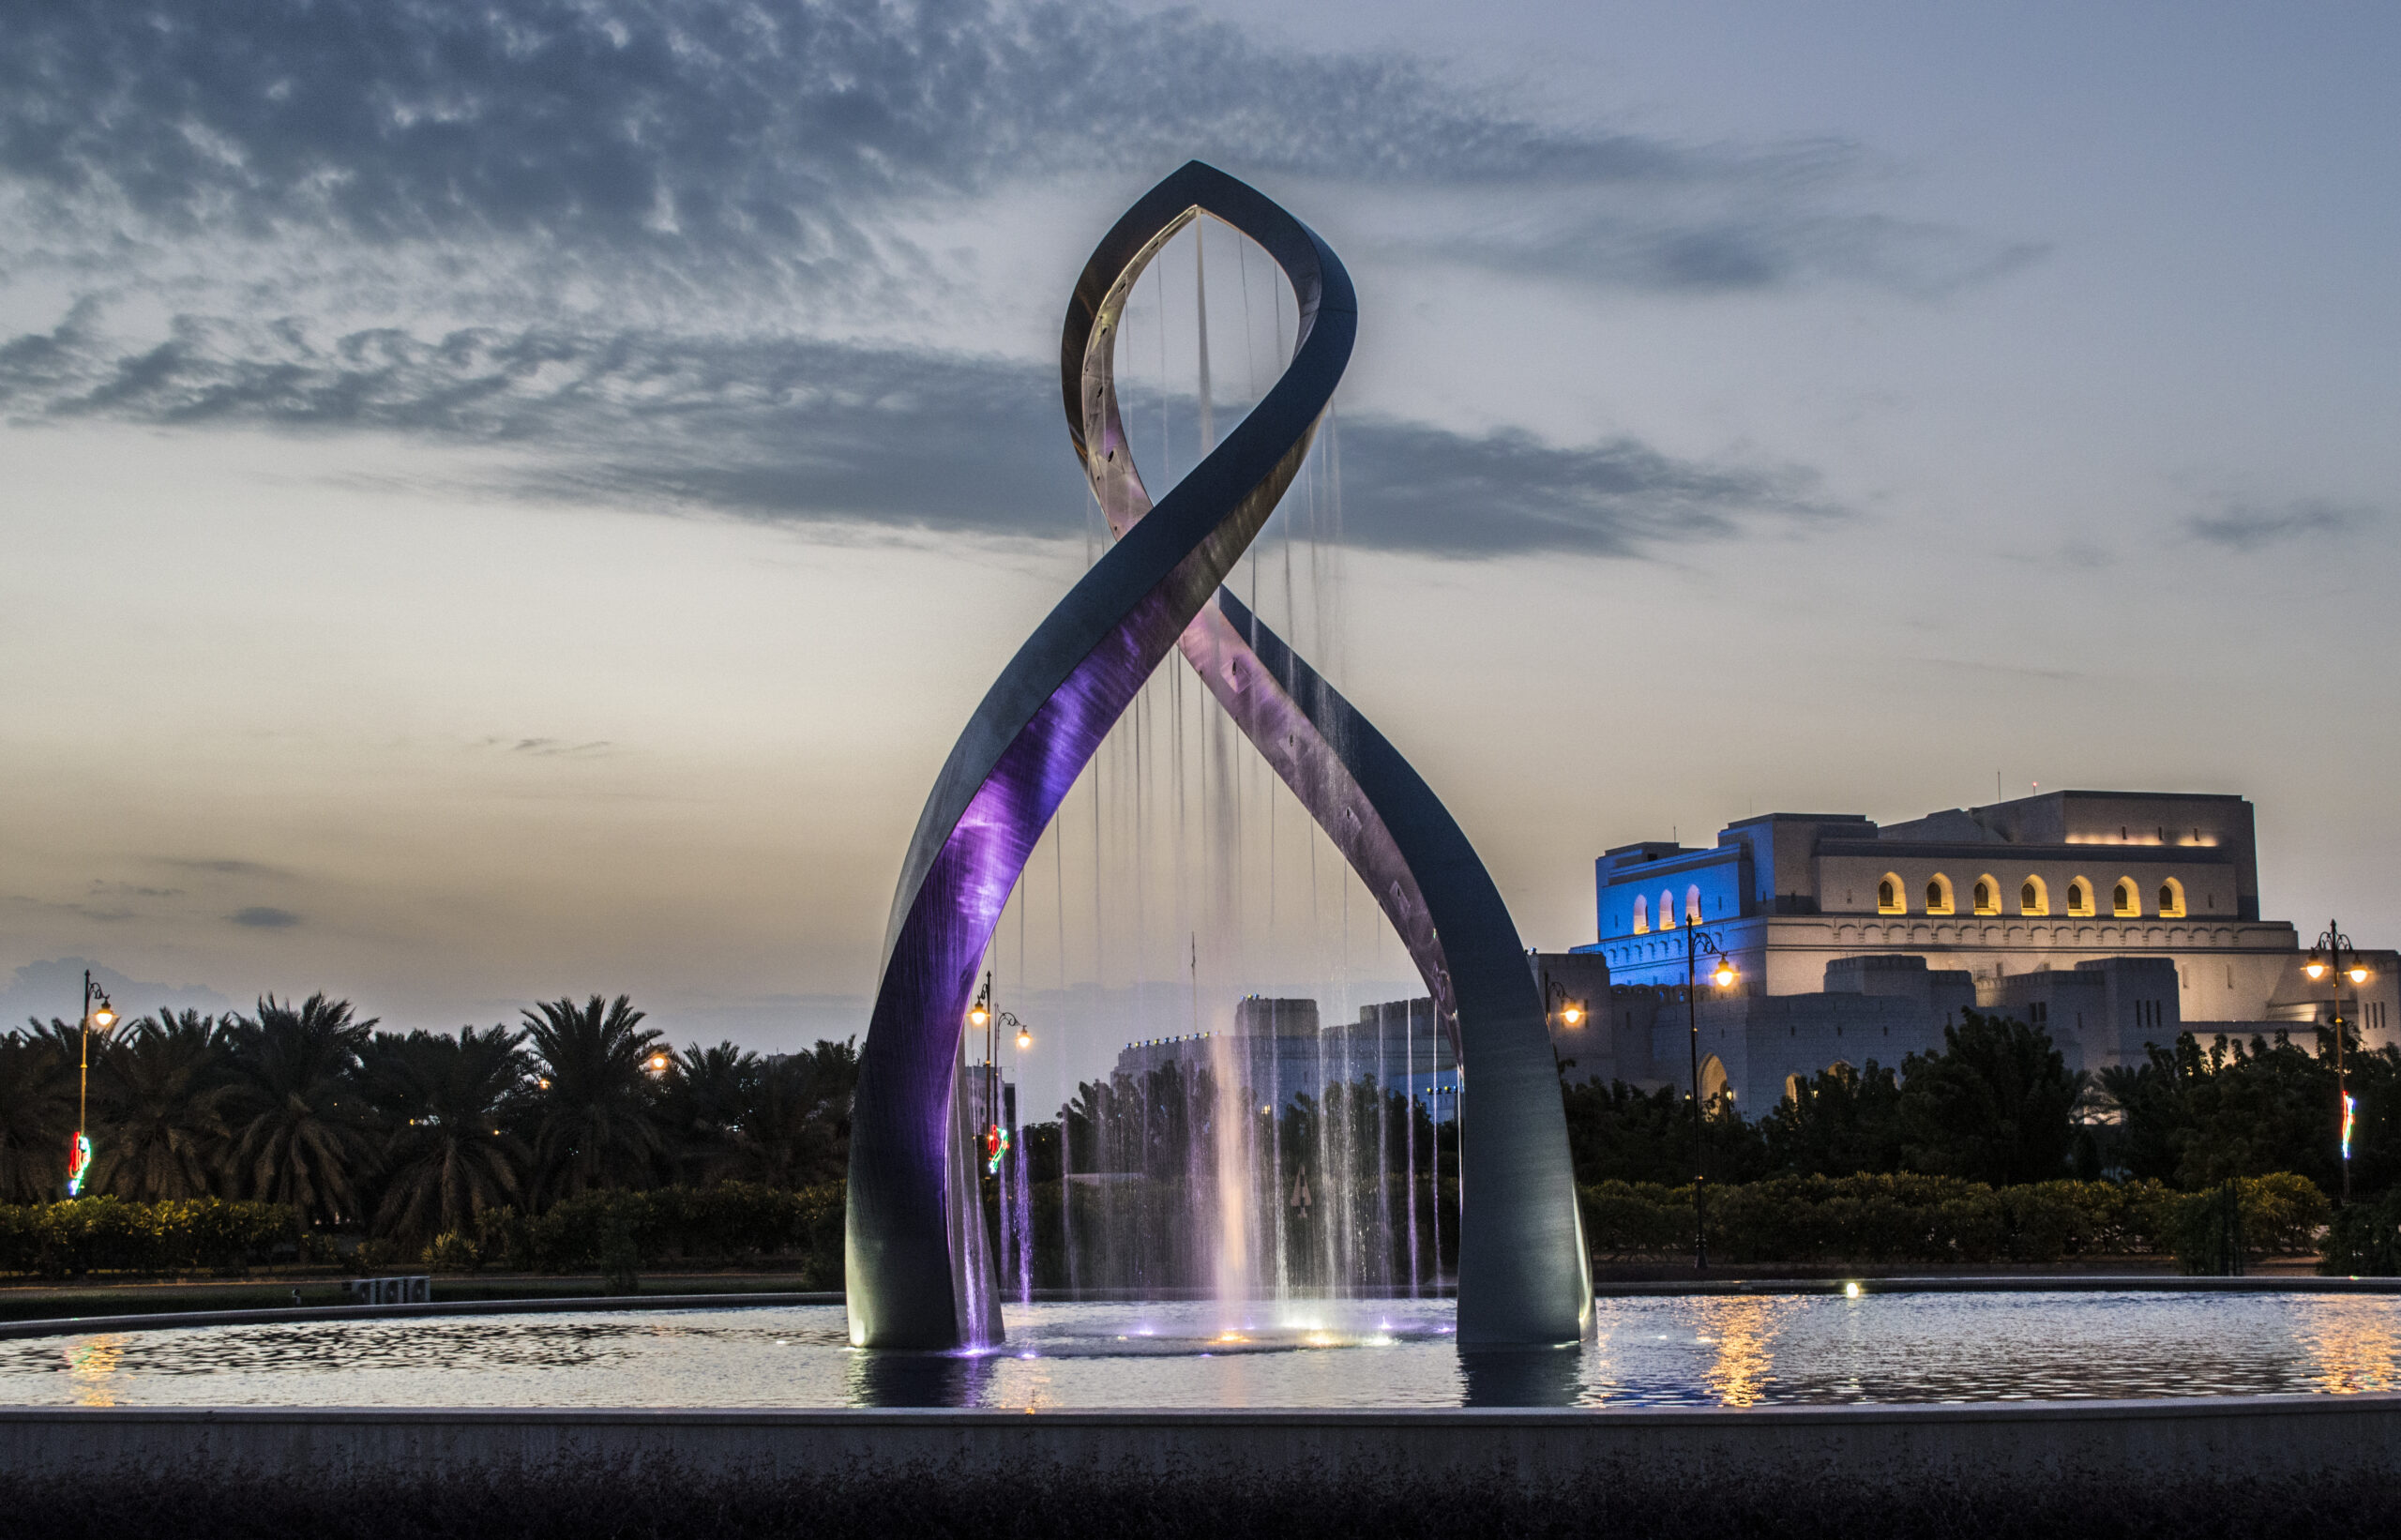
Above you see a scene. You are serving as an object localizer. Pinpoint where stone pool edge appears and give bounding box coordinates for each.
[2,1397,2395,1487]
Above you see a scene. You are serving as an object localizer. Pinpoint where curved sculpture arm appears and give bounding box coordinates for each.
[847,161,1353,1351]
[1062,189,1593,1348]
[1208,591,1593,1345]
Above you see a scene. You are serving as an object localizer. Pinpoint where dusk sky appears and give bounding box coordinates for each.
[5,0,2395,1110]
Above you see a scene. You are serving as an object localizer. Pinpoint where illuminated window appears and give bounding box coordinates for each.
[2157,878,2185,918]
[1925,873,1955,915]
[1878,874,1905,914]
[1699,1055,1731,1108]
[2019,876,2049,915]
[2067,879,2094,917]
[2113,879,2139,917]
[1658,888,1677,929]
[1972,875,2001,915]
[1632,894,1649,934]
[1685,884,1702,924]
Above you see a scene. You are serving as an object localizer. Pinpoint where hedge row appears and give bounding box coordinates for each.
[0,1174,2342,1283]
[1579,1172,2331,1269]
[0,1197,299,1278]
[423,1183,847,1284]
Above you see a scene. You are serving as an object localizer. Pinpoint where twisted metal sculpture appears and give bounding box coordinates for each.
[846,161,1589,1351]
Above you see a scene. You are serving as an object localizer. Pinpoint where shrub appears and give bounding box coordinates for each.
[519,1184,844,1276]
[2174,1182,2246,1276]
[474,1205,531,1271]
[2321,1187,2401,1276]
[1578,1173,2215,1265]
[0,1198,297,1278]
[2167,1174,2330,1273]
[423,1230,480,1273]
[2242,1170,2333,1253]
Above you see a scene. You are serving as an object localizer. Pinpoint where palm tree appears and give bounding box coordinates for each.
[718,1043,856,1187]
[92,1010,233,1201]
[660,1040,758,1183]
[0,1031,72,1200]
[522,995,666,1199]
[372,1025,534,1247]
[222,993,377,1225]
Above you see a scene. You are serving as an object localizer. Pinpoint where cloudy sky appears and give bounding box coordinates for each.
[4,0,2395,1104]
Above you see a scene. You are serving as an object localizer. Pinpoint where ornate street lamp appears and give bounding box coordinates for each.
[67,969,118,1197]
[967,973,1029,1174]
[1681,927,1741,1270]
[2304,921,2374,1205]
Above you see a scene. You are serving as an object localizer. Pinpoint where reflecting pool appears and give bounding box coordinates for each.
[7,1291,2400,1409]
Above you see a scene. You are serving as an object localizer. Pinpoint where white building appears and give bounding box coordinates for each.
[1552,790,2396,1110]
[1113,995,1458,1115]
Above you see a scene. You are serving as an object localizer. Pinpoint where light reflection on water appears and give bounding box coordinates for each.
[1,1293,2396,1409]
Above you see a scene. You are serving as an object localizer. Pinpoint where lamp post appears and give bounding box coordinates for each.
[1680,926,1740,1271]
[968,974,1030,1174]
[1542,972,1587,1080]
[2304,921,2374,1206]
[68,970,117,1197]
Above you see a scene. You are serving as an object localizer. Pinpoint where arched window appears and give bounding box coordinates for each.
[1972,875,2001,915]
[1877,873,1905,915]
[1632,894,1649,934]
[2113,879,2140,917]
[2019,875,2049,915]
[1685,884,1702,924]
[1699,1055,1731,1109]
[2157,878,2186,918]
[2066,878,2094,917]
[1657,888,1677,929]
[1925,873,1956,915]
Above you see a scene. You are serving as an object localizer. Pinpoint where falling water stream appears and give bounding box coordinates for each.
[969,219,1451,1324]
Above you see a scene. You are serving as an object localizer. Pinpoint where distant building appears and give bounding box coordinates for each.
[1548,790,2397,1110]
[1113,994,1458,1114]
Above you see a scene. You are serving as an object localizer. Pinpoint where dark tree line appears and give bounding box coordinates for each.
[1563,1009,2383,1195]
[2098,1026,2401,1194]
[0,993,858,1248]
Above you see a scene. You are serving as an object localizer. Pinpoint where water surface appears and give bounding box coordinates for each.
[7,1292,2398,1409]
